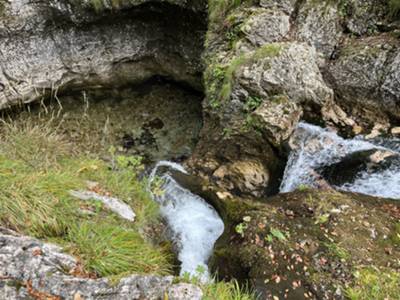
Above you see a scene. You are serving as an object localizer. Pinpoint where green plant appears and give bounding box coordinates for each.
[180,273,255,300]
[345,267,400,300]
[0,120,171,277]
[389,0,400,18]
[244,96,262,112]
[235,222,248,237]
[323,242,350,261]
[265,227,287,243]
[67,222,172,276]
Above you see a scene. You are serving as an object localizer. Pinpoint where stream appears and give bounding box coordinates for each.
[148,161,224,281]
[280,122,400,199]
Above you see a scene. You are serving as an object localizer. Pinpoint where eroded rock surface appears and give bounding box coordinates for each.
[189,0,400,197]
[0,229,201,300]
[0,0,206,109]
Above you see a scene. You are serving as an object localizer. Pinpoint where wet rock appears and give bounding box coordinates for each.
[319,149,400,186]
[0,230,200,299]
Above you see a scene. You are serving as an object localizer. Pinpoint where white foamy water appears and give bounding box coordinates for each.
[280,122,400,199]
[149,161,224,281]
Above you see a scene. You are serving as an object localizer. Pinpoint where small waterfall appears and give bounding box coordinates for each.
[280,122,400,199]
[148,161,224,281]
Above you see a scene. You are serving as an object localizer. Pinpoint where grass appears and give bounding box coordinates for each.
[0,119,172,277]
[180,273,255,300]
[202,280,255,300]
[345,267,400,300]
[389,0,400,18]
[67,222,171,276]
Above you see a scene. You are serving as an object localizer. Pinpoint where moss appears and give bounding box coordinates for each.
[345,267,400,300]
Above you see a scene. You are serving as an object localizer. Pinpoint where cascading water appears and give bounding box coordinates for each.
[148,161,224,281]
[280,122,400,199]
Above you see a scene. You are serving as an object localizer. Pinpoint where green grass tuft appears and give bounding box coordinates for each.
[389,0,400,18]
[0,119,172,277]
[67,222,172,276]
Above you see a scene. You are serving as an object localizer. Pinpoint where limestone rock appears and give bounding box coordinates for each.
[259,0,297,15]
[252,95,303,146]
[344,0,388,36]
[237,42,334,108]
[167,283,203,300]
[242,9,290,47]
[213,160,270,197]
[296,0,343,58]
[0,230,200,299]
[0,0,205,109]
[328,36,400,121]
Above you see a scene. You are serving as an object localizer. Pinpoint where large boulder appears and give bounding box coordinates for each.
[327,35,400,124]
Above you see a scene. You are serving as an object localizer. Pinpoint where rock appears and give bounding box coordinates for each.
[259,0,297,15]
[343,0,388,36]
[167,283,203,300]
[0,230,200,299]
[296,0,343,58]
[252,95,303,146]
[209,189,400,300]
[242,9,290,47]
[319,149,400,186]
[392,127,400,135]
[237,42,334,108]
[328,36,400,122]
[213,160,270,197]
[0,0,206,109]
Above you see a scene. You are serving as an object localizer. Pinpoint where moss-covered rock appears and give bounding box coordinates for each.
[210,189,400,299]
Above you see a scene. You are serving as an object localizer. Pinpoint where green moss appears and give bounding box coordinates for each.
[346,267,400,300]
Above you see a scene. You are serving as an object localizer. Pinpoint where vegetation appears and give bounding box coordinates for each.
[346,267,400,300]
[389,0,400,18]
[0,119,172,277]
[180,271,255,300]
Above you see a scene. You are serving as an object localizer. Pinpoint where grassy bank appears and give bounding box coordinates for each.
[0,119,172,277]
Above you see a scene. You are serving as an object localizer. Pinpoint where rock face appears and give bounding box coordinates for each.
[0,229,202,300]
[0,0,206,109]
[189,0,400,197]
[327,36,400,124]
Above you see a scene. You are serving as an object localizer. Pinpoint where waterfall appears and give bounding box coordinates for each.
[148,161,224,281]
[280,122,400,200]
